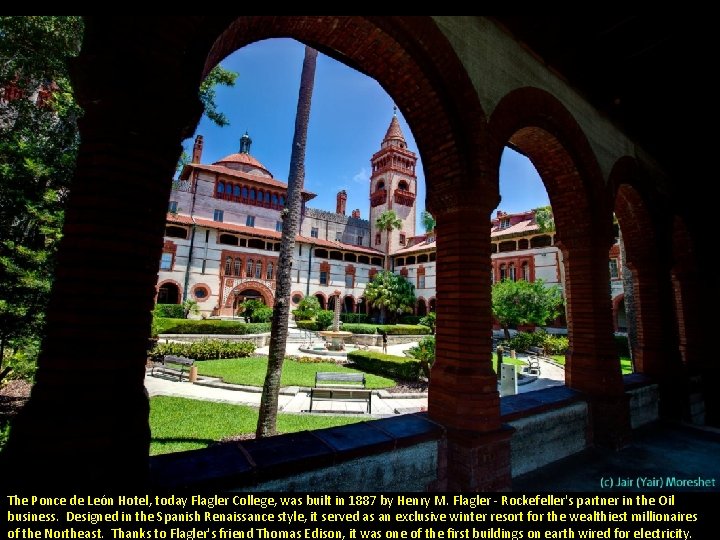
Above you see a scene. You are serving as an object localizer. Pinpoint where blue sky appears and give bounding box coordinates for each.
[185,39,549,230]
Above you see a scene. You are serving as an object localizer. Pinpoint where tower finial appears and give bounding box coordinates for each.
[393,105,397,117]
[239,131,252,154]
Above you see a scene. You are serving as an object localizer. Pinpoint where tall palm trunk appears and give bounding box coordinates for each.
[384,227,391,271]
[256,46,317,438]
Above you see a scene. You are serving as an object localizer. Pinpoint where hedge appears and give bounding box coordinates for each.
[340,313,371,324]
[347,350,421,381]
[149,339,256,361]
[154,304,184,319]
[341,324,431,336]
[398,314,421,325]
[154,318,271,335]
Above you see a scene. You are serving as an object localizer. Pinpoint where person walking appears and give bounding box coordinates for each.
[377,327,388,354]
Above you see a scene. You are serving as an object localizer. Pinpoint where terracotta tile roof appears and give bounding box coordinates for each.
[167,214,384,256]
[383,115,406,143]
[491,219,541,238]
[214,152,269,173]
[179,163,317,199]
[394,238,436,255]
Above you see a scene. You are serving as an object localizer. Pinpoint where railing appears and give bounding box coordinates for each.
[370,189,387,207]
[393,188,415,206]
[171,180,194,193]
[216,193,284,210]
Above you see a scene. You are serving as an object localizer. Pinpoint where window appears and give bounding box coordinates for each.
[357,236,363,245]
[335,231,342,242]
[165,226,187,239]
[255,261,262,279]
[266,262,274,280]
[375,233,381,245]
[491,268,495,284]
[500,264,506,281]
[417,275,425,289]
[509,263,516,281]
[213,209,223,222]
[246,216,255,227]
[160,252,173,271]
[522,262,530,281]
[609,258,619,279]
[264,192,271,203]
[249,189,256,201]
[242,186,248,199]
[500,218,510,229]
[399,233,406,245]
[168,201,178,213]
[246,259,254,277]
[233,185,241,197]
[319,271,328,285]
[193,287,208,300]
[233,258,241,276]
[276,221,283,232]
[311,227,319,238]
[345,274,353,288]
[216,182,225,195]
[272,194,279,206]
[279,195,285,206]
[224,257,232,275]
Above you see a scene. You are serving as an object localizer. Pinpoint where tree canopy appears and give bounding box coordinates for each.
[421,210,436,233]
[534,205,555,233]
[491,278,563,340]
[363,271,416,323]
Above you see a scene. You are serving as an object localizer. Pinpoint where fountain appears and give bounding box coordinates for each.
[318,291,353,351]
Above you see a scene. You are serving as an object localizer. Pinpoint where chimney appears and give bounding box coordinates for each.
[336,190,347,215]
[351,209,361,219]
[191,135,204,164]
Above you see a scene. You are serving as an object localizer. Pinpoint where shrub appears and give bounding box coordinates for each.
[398,314,421,325]
[295,320,316,331]
[248,305,273,323]
[154,318,270,335]
[149,339,255,362]
[419,312,436,333]
[340,312,370,324]
[504,330,569,355]
[406,335,435,378]
[341,324,431,336]
[293,297,321,321]
[154,304,184,319]
[1,338,40,382]
[315,310,334,330]
[542,334,569,355]
[347,350,421,381]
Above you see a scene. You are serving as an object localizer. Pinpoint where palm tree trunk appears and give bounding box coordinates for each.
[256,46,317,438]
[385,228,391,271]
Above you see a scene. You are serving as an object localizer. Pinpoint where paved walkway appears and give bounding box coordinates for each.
[145,337,566,417]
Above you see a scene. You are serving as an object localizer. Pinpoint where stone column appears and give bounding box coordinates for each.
[428,194,512,491]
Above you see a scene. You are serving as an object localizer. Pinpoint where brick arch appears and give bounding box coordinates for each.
[488,87,609,245]
[156,279,183,303]
[224,281,274,308]
[489,87,630,445]
[313,291,327,310]
[203,17,489,206]
[612,294,625,331]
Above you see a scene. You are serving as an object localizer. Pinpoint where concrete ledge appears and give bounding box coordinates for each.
[158,333,270,346]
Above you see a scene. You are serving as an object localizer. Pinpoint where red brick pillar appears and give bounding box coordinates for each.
[428,197,512,491]
[561,236,631,449]
[3,39,203,487]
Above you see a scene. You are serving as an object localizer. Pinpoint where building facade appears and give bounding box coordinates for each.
[157,115,624,326]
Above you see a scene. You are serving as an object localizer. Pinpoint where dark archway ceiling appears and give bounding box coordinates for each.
[493,16,707,177]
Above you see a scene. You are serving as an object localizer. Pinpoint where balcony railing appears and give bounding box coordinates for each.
[393,188,415,206]
[216,193,284,210]
[370,189,387,207]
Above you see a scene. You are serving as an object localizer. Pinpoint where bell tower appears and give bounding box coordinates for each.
[369,108,418,255]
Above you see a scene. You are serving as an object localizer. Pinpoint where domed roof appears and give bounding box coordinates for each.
[213,131,273,177]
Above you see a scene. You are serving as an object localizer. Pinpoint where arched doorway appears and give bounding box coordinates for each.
[416,298,427,316]
[344,295,354,313]
[157,282,180,304]
[315,293,326,310]
[233,289,265,311]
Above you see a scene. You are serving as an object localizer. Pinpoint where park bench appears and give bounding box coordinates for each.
[151,354,195,381]
[522,346,546,376]
[309,372,372,413]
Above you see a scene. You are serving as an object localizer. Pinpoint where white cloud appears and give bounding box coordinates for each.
[352,167,369,184]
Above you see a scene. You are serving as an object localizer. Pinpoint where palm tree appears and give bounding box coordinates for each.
[421,210,436,234]
[256,46,317,438]
[376,209,402,270]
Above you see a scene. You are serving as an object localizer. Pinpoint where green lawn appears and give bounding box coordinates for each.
[493,355,528,373]
[196,357,395,389]
[551,355,633,375]
[149,396,362,455]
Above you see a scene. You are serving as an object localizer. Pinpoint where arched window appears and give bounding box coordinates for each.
[233,185,241,197]
[224,257,232,275]
[272,194,279,206]
[249,189,256,201]
[500,264,506,281]
[217,182,225,194]
[522,261,530,281]
[279,195,285,206]
[266,262,274,280]
[257,190,264,203]
[264,192,271,203]
[376,180,385,192]
[398,180,409,191]
[234,258,242,276]
[242,186,248,199]
[509,263,516,281]
[255,261,263,279]
[246,259,254,277]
